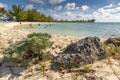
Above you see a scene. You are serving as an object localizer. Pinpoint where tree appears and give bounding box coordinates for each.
[0,8,6,20]
[6,5,55,22]
[47,16,54,22]
[8,5,27,21]
[26,9,41,21]
[18,11,27,21]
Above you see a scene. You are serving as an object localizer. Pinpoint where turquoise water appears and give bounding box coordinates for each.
[24,22,120,39]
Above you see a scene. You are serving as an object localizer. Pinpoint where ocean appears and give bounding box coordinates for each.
[24,22,120,39]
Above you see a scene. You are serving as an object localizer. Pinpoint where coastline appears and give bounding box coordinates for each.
[0,22,106,41]
[0,22,57,29]
[0,22,80,58]
[1,22,119,80]
[0,22,106,59]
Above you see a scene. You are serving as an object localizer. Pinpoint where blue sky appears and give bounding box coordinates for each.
[0,0,120,22]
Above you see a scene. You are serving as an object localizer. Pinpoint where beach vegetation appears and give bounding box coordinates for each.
[3,32,53,66]
[0,8,7,20]
[103,38,120,59]
[0,5,95,22]
[56,19,95,23]
[6,5,55,22]
[8,5,27,21]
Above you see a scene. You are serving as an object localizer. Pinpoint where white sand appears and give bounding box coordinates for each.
[0,22,56,28]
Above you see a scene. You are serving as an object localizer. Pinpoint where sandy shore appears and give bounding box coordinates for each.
[0,22,57,29]
[0,22,120,80]
[0,22,106,41]
[0,22,80,58]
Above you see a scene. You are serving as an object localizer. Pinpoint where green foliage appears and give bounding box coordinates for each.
[0,8,6,15]
[18,11,28,21]
[117,37,120,40]
[3,32,53,65]
[56,19,95,23]
[8,5,27,21]
[103,38,120,59]
[27,33,52,51]
[0,8,6,20]
[108,47,117,56]
[6,5,55,22]
[26,10,41,21]
[5,5,95,22]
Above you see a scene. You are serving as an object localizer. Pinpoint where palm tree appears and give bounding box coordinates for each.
[0,8,6,14]
[9,5,27,21]
[0,8,6,20]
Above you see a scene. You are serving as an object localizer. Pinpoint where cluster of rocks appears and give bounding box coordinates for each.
[51,37,106,70]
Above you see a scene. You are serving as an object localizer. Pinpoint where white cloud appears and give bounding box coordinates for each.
[51,3,120,22]
[104,4,113,8]
[64,4,90,11]
[29,0,44,4]
[37,8,45,14]
[52,11,92,21]
[64,11,72,16]
[91,3,120,22]
[93,13,120,22]
[81,5,89,11]
[0,2,7,9]
[48,9,56,13]
[118,3,120,6]
[76,7,79,10]
[49,0,65,5]
[54,6,62,11]
[97,5,120,14]
[64,3,79,10]
[25,4,34,10]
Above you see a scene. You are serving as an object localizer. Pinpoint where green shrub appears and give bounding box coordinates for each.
[103,38,120,58]
[3,32,53,65]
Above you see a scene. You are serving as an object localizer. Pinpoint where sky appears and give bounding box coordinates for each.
[0,0,120,22]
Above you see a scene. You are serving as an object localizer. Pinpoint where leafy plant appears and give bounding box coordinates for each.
[3,32,53,65]
[103,38,120,59]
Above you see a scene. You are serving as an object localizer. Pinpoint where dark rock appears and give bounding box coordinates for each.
[105,38,120,46]
[51,37,106,70]
[104,37,120,58]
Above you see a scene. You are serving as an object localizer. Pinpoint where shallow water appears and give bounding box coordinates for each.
[24,22,120,39]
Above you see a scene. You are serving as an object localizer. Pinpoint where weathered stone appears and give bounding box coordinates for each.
[104,37,120,58]
[0,68,12,77]
[105,38,120,46]
[51,37,106,70]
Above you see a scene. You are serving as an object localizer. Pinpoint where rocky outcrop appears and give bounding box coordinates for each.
[51,37,106,70]
[104,37,120,59]
[105,38,120,46]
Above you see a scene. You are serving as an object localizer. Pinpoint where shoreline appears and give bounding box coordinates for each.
[0,22,106,41]
[0,22,57,28]
[0,22,119,80]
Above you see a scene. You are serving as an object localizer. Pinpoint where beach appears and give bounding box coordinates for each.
[0,22,80,58]
[0,22,56,29]
[0,22,120,80]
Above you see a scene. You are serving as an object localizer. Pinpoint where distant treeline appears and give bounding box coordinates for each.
[0,5,95,22]
[55,19,95,23]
